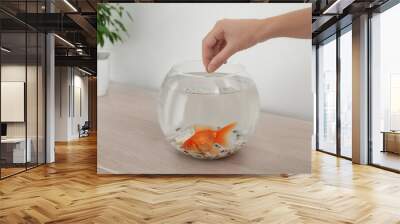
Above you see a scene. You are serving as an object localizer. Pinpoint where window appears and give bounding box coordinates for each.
[0,1,46,179]
[317,37,337,154]
[316,25,353,159]
[339,28,352,158]
[370,2,400,171]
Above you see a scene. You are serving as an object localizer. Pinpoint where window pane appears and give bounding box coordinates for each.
[27,31,38,169]
[38,33,45,165]
[340,29,352,158]
[318,37,337,154]
[26,0,39,169]
[1,31,27,177]
[371,3,400,171]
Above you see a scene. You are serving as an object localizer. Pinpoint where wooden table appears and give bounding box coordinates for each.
[98,82,312,174]
[381,131,400,154]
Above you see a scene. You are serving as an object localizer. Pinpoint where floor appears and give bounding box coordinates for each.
[1,167,24,178]
[0,135,400,223]
[373,150,400,171]
[1,163,42,179]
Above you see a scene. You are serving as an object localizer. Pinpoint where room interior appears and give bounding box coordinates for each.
[0,29,46,178]
[370,6,400,170]
[313,0,400,172]
[0,0,400,223]
[0,0,96,179]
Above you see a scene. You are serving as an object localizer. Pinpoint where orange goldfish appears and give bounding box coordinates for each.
[181,122,237,156]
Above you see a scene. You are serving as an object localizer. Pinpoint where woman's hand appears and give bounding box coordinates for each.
[202,8,311,73]
[202,19,265,73]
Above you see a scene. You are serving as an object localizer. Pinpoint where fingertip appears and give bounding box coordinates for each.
[203,58,211,72]
[207,63,217,73]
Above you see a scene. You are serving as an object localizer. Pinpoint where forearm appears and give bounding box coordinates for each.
[255,8,312,42]
[202,8,312,72]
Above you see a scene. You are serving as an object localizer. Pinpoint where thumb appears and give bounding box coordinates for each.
[207,44,236,73]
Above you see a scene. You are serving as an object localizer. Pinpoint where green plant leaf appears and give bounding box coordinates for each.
[97,3,132,47]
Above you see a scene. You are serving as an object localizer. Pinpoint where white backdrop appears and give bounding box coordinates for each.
[101,3,312,121]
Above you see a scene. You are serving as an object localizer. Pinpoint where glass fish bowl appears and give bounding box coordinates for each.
[158,61,260,159]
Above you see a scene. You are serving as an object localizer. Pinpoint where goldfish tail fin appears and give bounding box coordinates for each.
[215,122,237,147]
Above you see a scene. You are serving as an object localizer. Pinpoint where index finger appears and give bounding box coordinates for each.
[202,25,223,71]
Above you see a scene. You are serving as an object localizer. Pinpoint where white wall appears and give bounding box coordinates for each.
[1,64,46,163]
[1,66,26,131]
[55,67,89,141]
[1,65,38,138]
[71,74,89,138]
[101,3,313,121]
[55,67,69,141]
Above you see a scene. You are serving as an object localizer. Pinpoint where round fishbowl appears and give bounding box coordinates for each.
[158,61,260,159]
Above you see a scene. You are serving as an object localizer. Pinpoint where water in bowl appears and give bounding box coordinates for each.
[158,71,260,159]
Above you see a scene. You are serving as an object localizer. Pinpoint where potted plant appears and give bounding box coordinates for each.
[97,3,132,96]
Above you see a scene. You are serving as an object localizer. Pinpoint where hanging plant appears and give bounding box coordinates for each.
[97,3,132,47]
